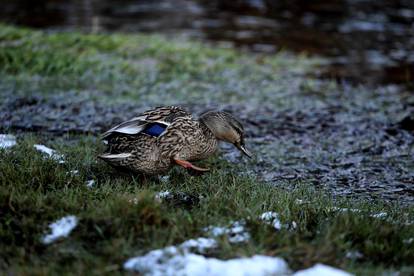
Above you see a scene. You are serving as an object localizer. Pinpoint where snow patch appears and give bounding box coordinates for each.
[371,212,387,219]
[204,220,250,243]
[345,251,363,260]
[155,190,171,201]
[69,170,79,176]
[42,215,78,244]
[86,179,95,188]
[128,198,139,205]
[293,263,353,276]
[124,237,353,276]
[295,199,310,205]
[403,238,413,245]
[34,144,65,163]
[159,175,170,183]
[260,211,283,230]
[330,207,361,213]
[0,134,17,149]
[180,237,218,253]
[125,252,290,276]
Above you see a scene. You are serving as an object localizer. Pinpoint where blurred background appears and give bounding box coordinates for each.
[1,0,413,86]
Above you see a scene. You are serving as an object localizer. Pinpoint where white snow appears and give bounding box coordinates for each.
[69,170,79,175]
[41,215,78,244]
[345,251,363,260]
[0,134,17,149]
[159,175,170,183]
[260,211,282,230]
[295,199,310,204]
[331,207,390,220]
[180,237,218,253]
[403,238,413,244]
[124,237,354,276]
[86,179,95,188]
[128,198,139,205]
[330,207,361,213]
[34,144,65,163]
[155,190,171,201]
[371,212,387,219]
[124,252,290,276]
[293,264,353,276]
[205,220,250,243]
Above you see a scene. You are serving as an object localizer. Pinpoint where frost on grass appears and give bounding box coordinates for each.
[0,134,17,149]
[34,144,65,163]
[204,220,251,243]
[41,215,78,244]
[293,263,353,276]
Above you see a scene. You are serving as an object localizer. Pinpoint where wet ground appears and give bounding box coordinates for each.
[0,0,413,85]
[1,85,413,204]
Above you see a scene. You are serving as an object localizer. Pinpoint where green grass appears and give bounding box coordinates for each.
[1,25,414,275]
[0,24,320,107]
[1,136,413,275]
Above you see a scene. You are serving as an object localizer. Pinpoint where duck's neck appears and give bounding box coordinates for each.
[197,120,219,157]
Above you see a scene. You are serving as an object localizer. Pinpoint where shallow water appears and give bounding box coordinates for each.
[0,0,413,85]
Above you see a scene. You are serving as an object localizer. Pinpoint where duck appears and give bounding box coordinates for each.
[99,106,251,175]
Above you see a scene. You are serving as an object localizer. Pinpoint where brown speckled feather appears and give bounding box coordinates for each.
[99,106,218,175]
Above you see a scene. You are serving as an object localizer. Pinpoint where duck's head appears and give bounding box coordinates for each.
[200,111,251,158]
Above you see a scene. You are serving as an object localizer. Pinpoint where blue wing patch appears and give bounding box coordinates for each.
[142,123,167,137]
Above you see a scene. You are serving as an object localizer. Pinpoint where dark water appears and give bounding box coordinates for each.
[1,0,413,86]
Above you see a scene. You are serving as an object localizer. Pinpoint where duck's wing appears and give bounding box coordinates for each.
[101,106,191,139]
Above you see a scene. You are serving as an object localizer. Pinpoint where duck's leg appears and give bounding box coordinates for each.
[174,159,210,172]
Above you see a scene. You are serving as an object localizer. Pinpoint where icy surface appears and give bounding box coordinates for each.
[34,144,65,163]
[42,215,78,244]
[293,264,353,276]
[0,134,17,149]
[205,220,250,243]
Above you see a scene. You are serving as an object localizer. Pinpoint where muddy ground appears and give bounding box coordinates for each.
[1,85,413,205]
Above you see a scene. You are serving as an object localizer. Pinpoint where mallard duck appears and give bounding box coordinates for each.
[99,106,251,175]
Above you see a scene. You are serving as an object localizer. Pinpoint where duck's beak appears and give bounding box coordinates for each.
[235,142,252,158]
